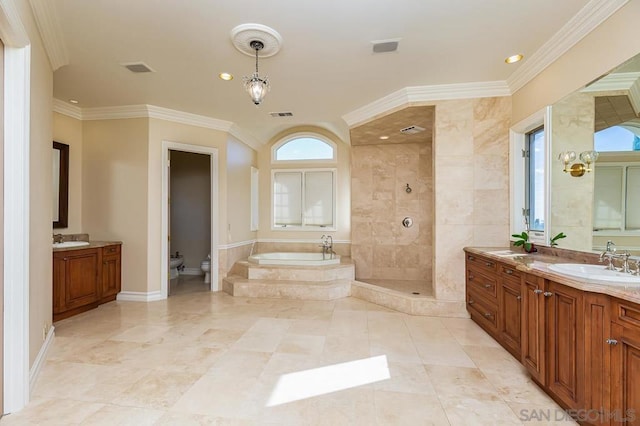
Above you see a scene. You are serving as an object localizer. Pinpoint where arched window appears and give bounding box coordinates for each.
[272,134,336,163]
[270,133,337,230]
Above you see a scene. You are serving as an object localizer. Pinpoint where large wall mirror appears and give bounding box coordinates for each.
[53,141,69,228]
[550,52,640,254]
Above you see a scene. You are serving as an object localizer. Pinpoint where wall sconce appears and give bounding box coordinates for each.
[558,150,599,177]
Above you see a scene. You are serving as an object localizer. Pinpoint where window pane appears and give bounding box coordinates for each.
[274,172,302,226]
[593,166,623,230]
[594,126,639,152]
[626,166,640,229]
[527,127,545,232]
[275,138,334,161]
[304,171,333,226]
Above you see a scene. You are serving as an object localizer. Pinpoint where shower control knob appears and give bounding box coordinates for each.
[402,217,413,228]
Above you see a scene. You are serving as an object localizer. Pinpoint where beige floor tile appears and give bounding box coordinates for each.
[111,370,201,409]
[15,292,571,425]
[507,402,580,425]
[374,391,450,425]
[79,404,165,425]
[440,397,523,425]
[425,365,502,402]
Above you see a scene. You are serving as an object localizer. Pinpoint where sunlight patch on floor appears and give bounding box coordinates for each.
[266,355,390,407]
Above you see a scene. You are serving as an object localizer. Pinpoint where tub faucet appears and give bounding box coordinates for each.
[320,235,333,260]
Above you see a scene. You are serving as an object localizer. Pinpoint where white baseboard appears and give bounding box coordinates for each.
[181,268,202,276]
[116,291,164,302]
[29,325,55,394]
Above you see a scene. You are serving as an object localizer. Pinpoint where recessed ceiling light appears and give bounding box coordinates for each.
[379,135,389,140]
[69,99,79,104]
[505,54,524,64]
[219,72,233,81]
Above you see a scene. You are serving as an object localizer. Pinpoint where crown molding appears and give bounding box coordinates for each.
[581,71,640,92]
[0,0,30,47]
[229,123,263,150]
[53,98,82,119]
[507,0,629,93]
[146,105,233,132]
[52,99,262,149]
[29,0,69,70]
[342,81,510,127]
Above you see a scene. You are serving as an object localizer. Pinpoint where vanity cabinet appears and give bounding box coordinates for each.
[465,249,640,425]
[465,253,522,356]
[53,243,121,321]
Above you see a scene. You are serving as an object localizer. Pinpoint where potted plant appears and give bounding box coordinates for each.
[550,232,567,247]
[512,231,537,253]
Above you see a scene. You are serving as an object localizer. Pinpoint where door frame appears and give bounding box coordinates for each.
[0,0,31,413]
[161,141,219,298]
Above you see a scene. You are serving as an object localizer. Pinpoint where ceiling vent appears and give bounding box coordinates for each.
[372,38,400,54]
[400,125,425,135]
[122,62,155,73]
[269,111,293,117]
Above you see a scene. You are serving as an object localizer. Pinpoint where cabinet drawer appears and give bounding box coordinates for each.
[465,253,497,274]
[103,244,121,255]
[467,290,499,334]
[467,268,498,301]
[613,299,640,329]
[499,263,521,282]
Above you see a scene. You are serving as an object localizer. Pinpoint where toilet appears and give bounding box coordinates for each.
[200,254,211,284]
[169,254,184,280]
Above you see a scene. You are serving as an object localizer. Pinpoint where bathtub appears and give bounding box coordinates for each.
[248,252,341,266]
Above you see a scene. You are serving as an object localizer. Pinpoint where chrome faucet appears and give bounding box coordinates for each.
[52,233,63,244]
[599,240,616,270]
[320,235,333,260]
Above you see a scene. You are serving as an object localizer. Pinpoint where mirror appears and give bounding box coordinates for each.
[550,52,640,254]
[53,141,69,228]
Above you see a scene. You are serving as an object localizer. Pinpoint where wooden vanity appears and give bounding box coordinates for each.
[53,242,122,322]
[465,247,640,425]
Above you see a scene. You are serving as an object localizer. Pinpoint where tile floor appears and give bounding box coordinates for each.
[1,292,576,425]
[357,279,433,297]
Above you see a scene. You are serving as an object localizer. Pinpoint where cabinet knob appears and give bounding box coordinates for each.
[533,289,543,294]
[485,261,494,267]
[63,257,68,261]
[516,295,522,300]
[505,269,513,275]
[469,275,474,281]
[543,292,553,297]
[484,284,492,289]
[468,255,475,261]
[484,312,494,318]
[605,338,618,345]
[468,299,475,305]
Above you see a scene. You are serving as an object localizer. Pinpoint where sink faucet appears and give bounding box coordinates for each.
[599,240,616,270]
[52,233,63,244]
[320,235,333,260]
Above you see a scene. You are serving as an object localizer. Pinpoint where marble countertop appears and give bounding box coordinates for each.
[464,246,640,305]
[52,241,122,252]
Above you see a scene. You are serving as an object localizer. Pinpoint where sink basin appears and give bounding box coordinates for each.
[52,241,90,249]
[548,263,640,286]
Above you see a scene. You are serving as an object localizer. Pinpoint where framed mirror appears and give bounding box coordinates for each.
[53,141,69,228]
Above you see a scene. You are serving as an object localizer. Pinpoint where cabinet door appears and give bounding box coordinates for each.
[546,280,585,410]
[584,293,612,423]
[101,253,121,299]
[610,322,640,425]
[64,250,99,310]
[499,277,522,359]
[521,273,545,384]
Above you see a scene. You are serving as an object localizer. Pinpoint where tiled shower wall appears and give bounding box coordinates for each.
[351,142,433,281]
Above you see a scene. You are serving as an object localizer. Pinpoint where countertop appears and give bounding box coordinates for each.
[52,241,122,252]
[464,246,640,305]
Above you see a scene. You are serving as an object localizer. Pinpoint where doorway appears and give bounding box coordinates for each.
[168,150,211,296]
[161,141,218,299]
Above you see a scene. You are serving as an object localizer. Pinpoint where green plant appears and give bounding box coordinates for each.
[511,231,536,253]
[550,232,567,247]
